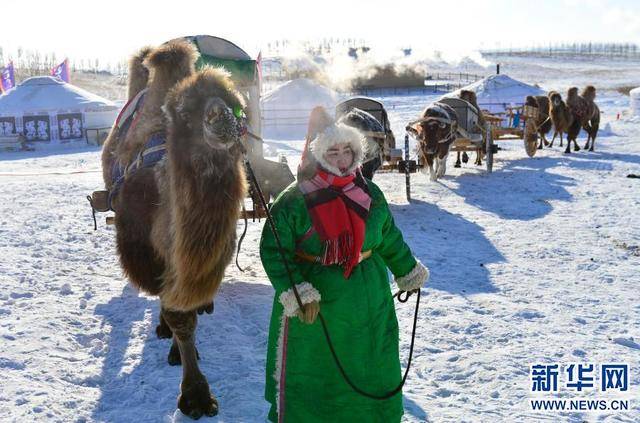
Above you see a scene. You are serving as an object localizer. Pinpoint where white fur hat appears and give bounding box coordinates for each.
[309,123,366,176]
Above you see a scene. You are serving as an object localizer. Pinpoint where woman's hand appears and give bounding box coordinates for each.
[297,301,320,324]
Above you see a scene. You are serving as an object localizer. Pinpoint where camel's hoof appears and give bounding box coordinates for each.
[544,141,550,147]
[178,380,218,419]
[574,145,580,152]
[197,302,214,315]
[537,145,543,150]
[454,163,461,168]
[564,148,571,154]
[584,143,590,150]
[461,153,469,163]
[168,344,200,366]
[156,322,173,339]
[589,148,594,152]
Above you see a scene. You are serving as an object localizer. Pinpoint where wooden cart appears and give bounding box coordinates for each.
[484,104,539,158]
[438,97,495,172]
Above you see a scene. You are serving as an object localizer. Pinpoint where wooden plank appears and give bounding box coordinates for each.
[451,146,480,152]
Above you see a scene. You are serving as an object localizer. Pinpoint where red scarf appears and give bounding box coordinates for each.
[298,169,371,278]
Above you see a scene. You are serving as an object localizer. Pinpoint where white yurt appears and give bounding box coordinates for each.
[630,87,640,116]
[0,76,119,144]
[443,74,546,114]
[261,78,338,140]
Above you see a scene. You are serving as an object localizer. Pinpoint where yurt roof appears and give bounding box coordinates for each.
[0,76,117,115]
[443,74,545,106]
[262,78,338,109]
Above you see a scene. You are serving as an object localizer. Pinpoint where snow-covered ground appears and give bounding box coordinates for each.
[1,66,639,422]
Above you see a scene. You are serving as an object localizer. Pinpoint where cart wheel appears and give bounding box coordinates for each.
[485,127,494,173]
[524,120,537,158]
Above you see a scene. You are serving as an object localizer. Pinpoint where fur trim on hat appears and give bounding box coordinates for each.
[395,259,429,291]
[309,123,366,176]
[278,282,321,317]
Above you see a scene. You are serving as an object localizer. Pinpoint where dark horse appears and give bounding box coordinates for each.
[406,102,458,181]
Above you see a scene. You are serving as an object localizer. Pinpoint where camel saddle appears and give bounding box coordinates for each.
[91,89,167,213]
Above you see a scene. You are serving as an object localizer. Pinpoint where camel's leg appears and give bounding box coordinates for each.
[583,135,591,151]
[583,125,591,150]
[550,131,557,148]
[564,137,572,154]
[160,301,213,339]
[543,134,550,146]
[163,309,218,419]
[167,336,201,366]
[538,134,544,149]
[475,149,482,166]
[589,130,597,152]
[157,307,173,339]
[461,151,469,163]
[455,151,461,168]
[560,133,563,147]
[573,138,581,152]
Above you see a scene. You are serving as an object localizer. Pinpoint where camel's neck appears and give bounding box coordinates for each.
[168,145,246,228]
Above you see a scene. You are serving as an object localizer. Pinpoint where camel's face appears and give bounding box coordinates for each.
[202,97,241,150]
[550,93,563,108]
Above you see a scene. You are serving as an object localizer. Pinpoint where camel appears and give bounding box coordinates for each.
[581,85,600,151]
[101,40,248,419]
[407,102,458,181]
[548,91,578,151]
[455,90,486,167]
[534,95,552,148]
[565,86,600,154]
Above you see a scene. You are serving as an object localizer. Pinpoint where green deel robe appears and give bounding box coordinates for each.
[260,179,418,423]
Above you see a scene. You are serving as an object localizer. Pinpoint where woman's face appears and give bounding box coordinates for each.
[323,143,354,174]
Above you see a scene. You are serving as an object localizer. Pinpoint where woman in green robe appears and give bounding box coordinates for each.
[260,109,429,423]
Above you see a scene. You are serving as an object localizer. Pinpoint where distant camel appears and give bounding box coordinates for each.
[580,85,600,151]
[549,91,570,148]
[531,95,552,149]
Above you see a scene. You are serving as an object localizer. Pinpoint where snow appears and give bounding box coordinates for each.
[261,78,339,140]
[630,87,640,116]
[0,76,118,114]
[1,56,639,422]
[444,74,546,114]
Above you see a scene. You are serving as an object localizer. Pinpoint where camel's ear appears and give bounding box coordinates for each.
[306,106,334,142]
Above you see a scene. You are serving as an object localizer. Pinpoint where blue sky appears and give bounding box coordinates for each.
[0,0,638,64]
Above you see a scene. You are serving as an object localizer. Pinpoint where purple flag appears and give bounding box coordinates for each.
[51,59,70,83]
[1,61,15,93]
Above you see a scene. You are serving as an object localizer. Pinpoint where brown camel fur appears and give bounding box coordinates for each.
[101,46,154,187]
[565,87,596,153]
[455,90,486,167]
[581,85,600,151]
[100,40,248,419]
[534,95,552,148]
[548,91,576,150]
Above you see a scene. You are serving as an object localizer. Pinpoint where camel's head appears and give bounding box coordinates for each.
[567,87,579,100]
[201,97,243,149]
[407,103,457,155]
[165,67,247,153]
[582,85,596,102]
[525,95,537,107]
[549,91,564,108]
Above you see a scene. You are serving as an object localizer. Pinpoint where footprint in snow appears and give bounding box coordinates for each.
[612,337,640,350]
